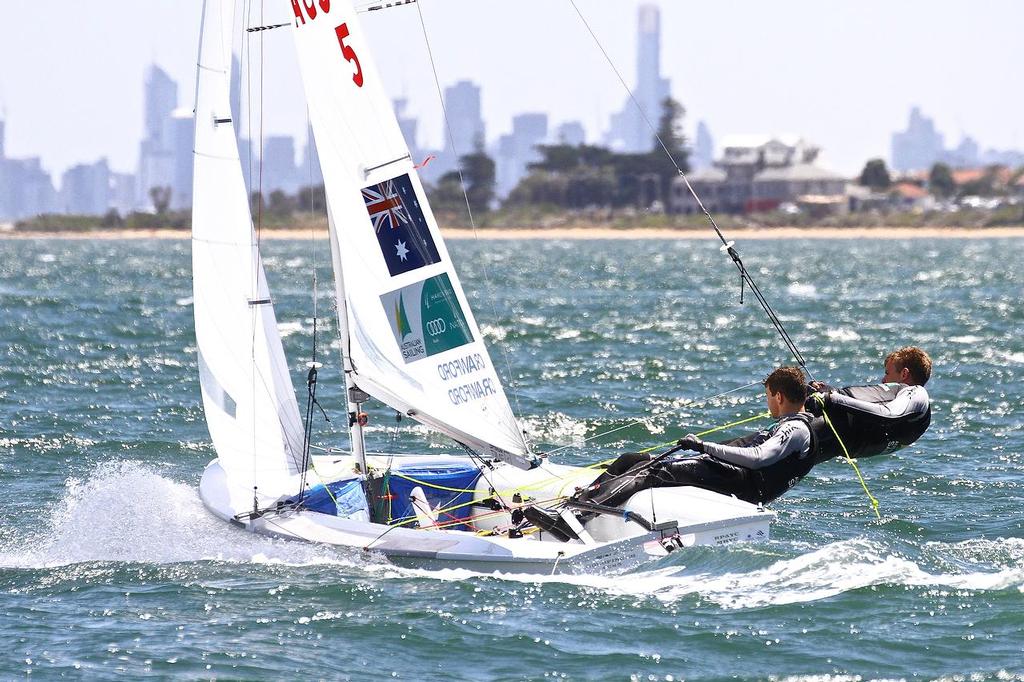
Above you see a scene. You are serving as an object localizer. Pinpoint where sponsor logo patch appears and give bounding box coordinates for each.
[381,273,473,363]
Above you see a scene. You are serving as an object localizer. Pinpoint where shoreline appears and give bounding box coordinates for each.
[2,225,1024,240]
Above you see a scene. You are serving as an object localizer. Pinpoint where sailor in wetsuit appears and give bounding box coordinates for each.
[806,346,932,463]
[576,366,816,509]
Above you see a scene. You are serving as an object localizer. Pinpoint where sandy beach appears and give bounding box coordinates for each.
[2,225,1023,240]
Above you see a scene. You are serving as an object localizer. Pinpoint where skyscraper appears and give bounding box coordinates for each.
[138,65,178,209]
[301,125,324,189]
[144,65,177,145]
[444,80,484,157]
[891,106,945,172]
[61,159,111,215]
[555,121,586,146]
[170,108,195,210]
[693,120,715,170]
[394,98,420,163]
[0,113,59,221]
[606,4,672,152]
[495,113,549,197]
[262,135,299,194]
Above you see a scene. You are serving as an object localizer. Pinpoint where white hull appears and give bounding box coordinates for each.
[199,454,774,575]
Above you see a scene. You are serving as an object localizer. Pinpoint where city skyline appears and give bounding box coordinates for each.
[0,0,1021,183]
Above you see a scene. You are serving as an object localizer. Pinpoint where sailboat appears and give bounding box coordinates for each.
[193,0,772,574]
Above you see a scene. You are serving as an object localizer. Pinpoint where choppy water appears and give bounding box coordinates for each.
[1,236,1022,680]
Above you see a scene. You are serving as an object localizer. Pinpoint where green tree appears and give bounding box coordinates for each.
[505,170,569,207]
[609,152,652,208]
[100,208,124,228]
[296,184,327,213]
[249,191,265,217]
[149,186,172,215]
[647,97,690,209]
[928,162,955,198]
[528,144,616,174]
[267,189,294,217]
[859,158,892,191]
[438,143,496,216]
[652,96,688,163]
[429,175,468,214]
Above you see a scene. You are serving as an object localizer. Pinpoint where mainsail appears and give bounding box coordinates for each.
[289,0,534,469]
[192,0,306,510]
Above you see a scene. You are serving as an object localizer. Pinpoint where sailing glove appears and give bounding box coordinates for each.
[805,392,829,416]
[677,434,704,453]
[808,380,835,394]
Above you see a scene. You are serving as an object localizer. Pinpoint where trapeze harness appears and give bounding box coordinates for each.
[811,383,932,465]
[580,413,817,508]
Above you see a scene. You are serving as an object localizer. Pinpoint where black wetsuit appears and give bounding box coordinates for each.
[579,413,815,507]
[811,382,931,464]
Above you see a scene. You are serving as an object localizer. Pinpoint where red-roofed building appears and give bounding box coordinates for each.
[952,165,1013,191]
[952,168,986,186]
[892,182,928,200]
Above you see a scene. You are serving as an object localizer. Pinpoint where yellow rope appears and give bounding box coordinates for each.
[390,411,772,501]
[307,461,341,506]
[814,395,881,519]
[385,410,775,527]
[635,411,773,454]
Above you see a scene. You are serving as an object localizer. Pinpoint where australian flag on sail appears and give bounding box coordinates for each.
[363,173,441,277]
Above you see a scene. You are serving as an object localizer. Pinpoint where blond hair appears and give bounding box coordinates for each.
[886,346,932,385]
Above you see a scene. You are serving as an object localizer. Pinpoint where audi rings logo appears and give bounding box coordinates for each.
[426,318,447,336]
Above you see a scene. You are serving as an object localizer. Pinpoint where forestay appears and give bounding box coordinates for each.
[289,0,534,469]
[192,0,306,511]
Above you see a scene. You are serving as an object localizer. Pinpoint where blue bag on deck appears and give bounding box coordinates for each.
[291,478,370,521]
[386,462,482,531]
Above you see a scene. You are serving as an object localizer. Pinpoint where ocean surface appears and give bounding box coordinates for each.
[1,235,1022,680]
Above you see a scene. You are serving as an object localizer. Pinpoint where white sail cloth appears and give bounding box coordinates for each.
[192,0,306,511]
[290,0,534,469]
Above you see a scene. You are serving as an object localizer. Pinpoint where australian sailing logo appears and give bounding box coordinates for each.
[389,290,425,361]
[362,173,441,277]
[381,273,473,363]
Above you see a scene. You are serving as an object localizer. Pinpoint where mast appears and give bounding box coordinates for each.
[325,205,368,474]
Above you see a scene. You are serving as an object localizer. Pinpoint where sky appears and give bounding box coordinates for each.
[0,0,1021,180]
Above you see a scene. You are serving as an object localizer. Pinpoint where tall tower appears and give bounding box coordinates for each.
[636,5,662,106]
[138,64,179,209]
[694,120,714,170]
[444,80,485,156]
[144,65,178,147]
[606,4,672,152]
[0,114,6,159]
[891,106,945,172]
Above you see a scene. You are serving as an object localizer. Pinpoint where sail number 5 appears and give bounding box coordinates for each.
[291,2,364,88]
[335,24,364,87]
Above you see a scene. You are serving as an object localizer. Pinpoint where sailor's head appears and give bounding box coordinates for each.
[763,366,807,418]
[883,346,932,386]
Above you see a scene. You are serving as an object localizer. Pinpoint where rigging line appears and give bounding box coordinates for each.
[246,22,288,32]
[813,395,881,518]
[307,114,319,349]
[297,112,321,499]
[385,411,401,473]
[542,380,762,455]
[456,442,515,514]
[256,0,266,248]
[413,0,528,436]
[566,0,811,377]
[240,0,261,509]
[358,0,417,12]
[252,0,269,503]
